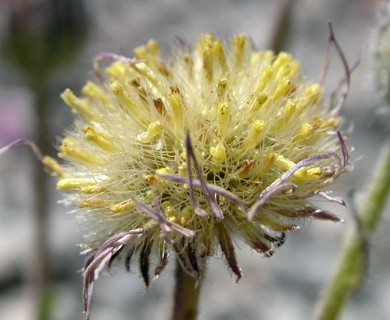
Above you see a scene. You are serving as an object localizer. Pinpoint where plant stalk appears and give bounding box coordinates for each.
[314,140,390,320]
[171,259,204,320]
[268,0,297,53]
[31,81,52,320]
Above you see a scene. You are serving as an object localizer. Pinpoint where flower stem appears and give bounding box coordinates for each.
[268,0,297,53]
[31,81,53,320]
[171,259,204,320]
[314,140,390,320]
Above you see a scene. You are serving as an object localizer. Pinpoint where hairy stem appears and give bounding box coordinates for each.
[171,259,204,320]
[314,140,390,320]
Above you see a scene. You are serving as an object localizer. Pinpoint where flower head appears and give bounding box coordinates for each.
[50,34,349,317]
[371,2,390,105]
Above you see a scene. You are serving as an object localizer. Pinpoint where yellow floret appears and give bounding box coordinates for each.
[210,143,226,161]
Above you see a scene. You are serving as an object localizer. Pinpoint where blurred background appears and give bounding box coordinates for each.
[0,0,389,319]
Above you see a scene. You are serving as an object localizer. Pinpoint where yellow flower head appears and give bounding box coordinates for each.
[51,34,349,316]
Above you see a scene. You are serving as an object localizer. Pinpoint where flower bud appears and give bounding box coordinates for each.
[2,0,88,80]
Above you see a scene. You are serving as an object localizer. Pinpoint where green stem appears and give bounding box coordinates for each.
[314,140,390,320]
[31,81,53,320]
[171,260,204,320]
[268,0,297,53]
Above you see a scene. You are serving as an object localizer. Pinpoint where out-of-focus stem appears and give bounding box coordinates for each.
[31,81,52,320]
[314,140,390,320]
[268,0,297,53]
[171,259,204,320]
